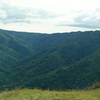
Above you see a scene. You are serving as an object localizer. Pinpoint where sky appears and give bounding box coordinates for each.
[0,0,100,33]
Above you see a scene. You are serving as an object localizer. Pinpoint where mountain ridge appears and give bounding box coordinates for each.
[0,29,100,89]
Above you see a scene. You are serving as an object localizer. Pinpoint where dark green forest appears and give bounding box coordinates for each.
[0,29,100,90]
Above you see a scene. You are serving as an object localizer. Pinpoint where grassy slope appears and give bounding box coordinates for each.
[0,89,100,100]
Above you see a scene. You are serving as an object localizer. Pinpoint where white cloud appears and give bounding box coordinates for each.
[0,10,7,19]
[0,0,100,32]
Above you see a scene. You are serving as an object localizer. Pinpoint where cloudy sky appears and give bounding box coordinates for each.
[0,0,100,33]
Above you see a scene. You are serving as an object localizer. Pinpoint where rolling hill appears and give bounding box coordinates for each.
[0,29,100,89]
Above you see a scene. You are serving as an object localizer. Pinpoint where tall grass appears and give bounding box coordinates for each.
[0,88,99,100]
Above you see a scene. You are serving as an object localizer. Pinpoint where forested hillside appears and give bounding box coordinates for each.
[0,29,100,89]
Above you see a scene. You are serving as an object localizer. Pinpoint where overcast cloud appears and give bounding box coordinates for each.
[0,0,100,33]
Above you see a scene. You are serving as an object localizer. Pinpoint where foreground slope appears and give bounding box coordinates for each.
[0,88,100,100]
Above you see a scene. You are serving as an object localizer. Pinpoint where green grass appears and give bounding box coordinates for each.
[0,88,99,100]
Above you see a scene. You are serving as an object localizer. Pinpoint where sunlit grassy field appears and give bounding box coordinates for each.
[0,88,99,100]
